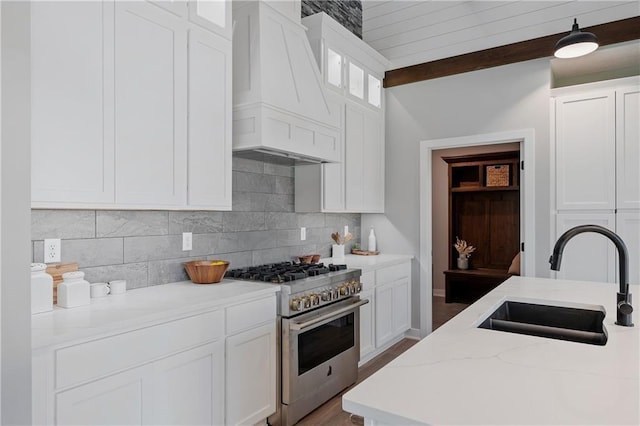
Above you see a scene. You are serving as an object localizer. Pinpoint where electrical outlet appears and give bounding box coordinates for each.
[344,225,349,236]
[44,238,61,263]
[182,232,193,251]
[300,227,306,241]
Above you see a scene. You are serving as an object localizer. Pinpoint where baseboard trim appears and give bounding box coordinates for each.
[404,328,422,340]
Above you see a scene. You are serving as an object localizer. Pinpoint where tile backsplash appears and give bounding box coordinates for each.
[31,156,361,289]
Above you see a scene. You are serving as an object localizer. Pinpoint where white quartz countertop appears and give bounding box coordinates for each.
[32,280,279,351]
[342,276,640,425]
[323,253,413,272]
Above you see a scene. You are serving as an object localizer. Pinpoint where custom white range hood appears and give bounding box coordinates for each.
[232,1,341,164]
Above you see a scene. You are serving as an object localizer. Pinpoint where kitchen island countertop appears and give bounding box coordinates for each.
[342,276,640,425]
[32,279,279,351]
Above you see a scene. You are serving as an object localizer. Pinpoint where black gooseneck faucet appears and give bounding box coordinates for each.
[549,224,634,327]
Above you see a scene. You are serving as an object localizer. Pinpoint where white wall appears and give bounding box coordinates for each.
[363,57,552,331]
[1,2,32,423]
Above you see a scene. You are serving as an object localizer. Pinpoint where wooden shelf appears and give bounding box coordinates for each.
[451,185,519,193]
[443,151,521,304]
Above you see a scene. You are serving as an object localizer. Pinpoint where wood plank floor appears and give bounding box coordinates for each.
[296,296,468,425]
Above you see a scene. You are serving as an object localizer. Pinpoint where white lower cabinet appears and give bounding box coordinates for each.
[34,294,277,425]
[152,342,225,425]
[56,364,153,425]
[226,322,277,426]
[359,260,411,365]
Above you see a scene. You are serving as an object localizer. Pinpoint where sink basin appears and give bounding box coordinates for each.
[478,300,607,345]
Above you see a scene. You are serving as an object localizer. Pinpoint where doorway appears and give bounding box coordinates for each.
[419,129,536,336]
[431,143,520,329]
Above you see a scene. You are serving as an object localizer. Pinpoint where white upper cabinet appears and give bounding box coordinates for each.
[189,0,231,39]
[31,1,115,206]
[616,86,640,210]
[187,27,232,209]
[555,90,616,211]
[295,12,389,213]
[31,0,232,210]
[114,1,188,206]
[551,76,640,285]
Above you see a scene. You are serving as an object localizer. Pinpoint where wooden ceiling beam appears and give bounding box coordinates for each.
[383,16,640,88]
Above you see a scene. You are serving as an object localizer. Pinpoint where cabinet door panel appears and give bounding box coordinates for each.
[31,1,115,205]
[114,2,187,206]
[226,323,276,425]
[359,290,375,360]
[392,277,411,335]
[345,104,365,211]
[374,282,394,347]
[187,28,231,209]
[616,87,640,210]
[362,108,384,212]
[555,213,616,283]
[555,92,615,210]
[153,342,224,425]
[56,365,152,425]
[617,211,640,286]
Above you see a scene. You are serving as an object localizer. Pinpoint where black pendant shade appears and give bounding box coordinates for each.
[554,18,599,58]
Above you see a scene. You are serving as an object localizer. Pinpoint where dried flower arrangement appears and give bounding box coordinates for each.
[454,237,476,259]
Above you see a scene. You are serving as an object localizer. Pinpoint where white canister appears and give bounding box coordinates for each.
[31,263,53,314]
[332,244,345,260]
[58,271,90,308]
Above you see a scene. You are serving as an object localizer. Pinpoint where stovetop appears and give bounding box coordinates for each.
[226,261,362,316]
[225,261,347,283]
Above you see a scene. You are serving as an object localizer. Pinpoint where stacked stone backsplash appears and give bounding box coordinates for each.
[302,0,362,39]
[31,156,360,289]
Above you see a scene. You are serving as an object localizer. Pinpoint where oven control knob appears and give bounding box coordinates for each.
[290,298,301,311]
[328,289,337,300]
[310,294,320,306]
[349,282,357,294]
[339,285,348,296]
[301,296,311,309]
[321,290,330,301]
[356,281,362,293]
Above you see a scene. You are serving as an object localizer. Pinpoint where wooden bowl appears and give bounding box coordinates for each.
[298,255,314,264]
[184,260,230,284]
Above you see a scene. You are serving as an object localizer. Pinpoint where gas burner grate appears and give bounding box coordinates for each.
[225,261,347,282]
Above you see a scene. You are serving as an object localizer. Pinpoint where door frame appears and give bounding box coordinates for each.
[419,129,536,336]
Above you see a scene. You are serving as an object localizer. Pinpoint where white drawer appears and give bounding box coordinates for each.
[376,262,411,284]
[55,309,224,389]
[226,295,276,335]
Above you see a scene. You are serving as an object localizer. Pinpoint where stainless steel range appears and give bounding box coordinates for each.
[226,262,366,426]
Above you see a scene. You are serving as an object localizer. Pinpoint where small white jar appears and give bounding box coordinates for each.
[31,263,53,314]
[58,271,90,308]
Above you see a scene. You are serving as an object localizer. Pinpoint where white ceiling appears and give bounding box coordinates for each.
[362,1,640,69]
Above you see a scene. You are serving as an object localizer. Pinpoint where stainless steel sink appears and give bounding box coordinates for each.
[478,300,608,345]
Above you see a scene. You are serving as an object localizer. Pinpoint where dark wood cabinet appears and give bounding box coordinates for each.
[443,151,520,303]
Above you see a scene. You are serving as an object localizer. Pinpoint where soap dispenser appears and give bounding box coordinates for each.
[58,271,90,308]
[368,227,377,252]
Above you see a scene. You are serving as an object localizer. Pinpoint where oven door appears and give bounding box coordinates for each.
[281,297,368,413]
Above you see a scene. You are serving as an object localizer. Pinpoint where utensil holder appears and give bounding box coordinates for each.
[332,244,345,260]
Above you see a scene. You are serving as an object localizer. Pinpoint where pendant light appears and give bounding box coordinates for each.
[554,18,599,59]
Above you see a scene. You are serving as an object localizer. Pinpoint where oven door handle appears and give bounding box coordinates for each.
[289,299,369,331]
